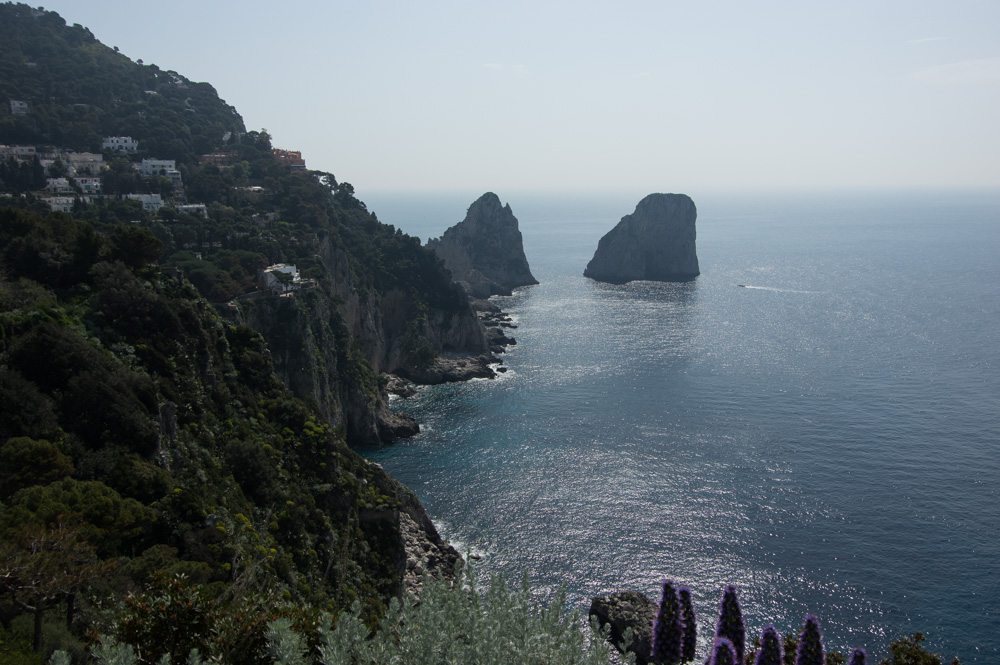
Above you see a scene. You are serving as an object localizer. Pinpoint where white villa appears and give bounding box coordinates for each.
[135,158,182,188]
[126,193,164,211]
[102,136,138,153]
[260,263,301,294]
[176,204,207,218]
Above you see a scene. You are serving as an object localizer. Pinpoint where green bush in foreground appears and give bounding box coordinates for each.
[78,565,622,665]
[51,570,960,665]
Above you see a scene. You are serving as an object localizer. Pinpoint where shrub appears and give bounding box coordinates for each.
[304,565,624,665]
[714,585,746,663]
[755,625,783,665]
[678,586,697,663]
[709,637,739,665]
[652,579,682,665]
[795,615,825,665]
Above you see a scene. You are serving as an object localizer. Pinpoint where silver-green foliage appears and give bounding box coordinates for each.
[48,652,72,665]
[266,617,310,665]
[89,640,138,665]
[267,565,628,665]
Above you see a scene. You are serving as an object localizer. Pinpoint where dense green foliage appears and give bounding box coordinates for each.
[0,3,243,161]
[0,205,423,658]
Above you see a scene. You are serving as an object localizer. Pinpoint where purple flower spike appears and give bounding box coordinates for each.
[755,625,783,665]
[652,579,683,665]
[848,647,868,665]
[794,615,825,665]
[709,637,739,665]
[714,585,746,663]
[678,587,697,662]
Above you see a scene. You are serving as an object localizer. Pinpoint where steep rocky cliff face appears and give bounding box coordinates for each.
[427,192,538,298]
[584,193,700,283]
[320,239,488,372]
[232,235,489,445]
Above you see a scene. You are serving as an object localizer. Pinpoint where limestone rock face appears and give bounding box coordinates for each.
[584,193,699,283]
[427,192,537,298]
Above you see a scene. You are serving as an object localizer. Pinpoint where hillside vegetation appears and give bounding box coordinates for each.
[0,3,478,661]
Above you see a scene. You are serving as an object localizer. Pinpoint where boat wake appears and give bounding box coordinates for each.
[737,284,820,294]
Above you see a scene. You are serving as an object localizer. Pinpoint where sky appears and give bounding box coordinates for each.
[31,1,1000,194]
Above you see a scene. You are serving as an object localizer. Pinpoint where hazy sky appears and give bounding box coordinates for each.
[34,1,1000,193]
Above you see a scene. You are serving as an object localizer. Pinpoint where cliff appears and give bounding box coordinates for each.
[427,192,538,298]
[232,235,489,444]
[584,193,700,283]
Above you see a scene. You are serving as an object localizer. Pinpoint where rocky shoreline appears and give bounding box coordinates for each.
[386,297,518,393]
[378,295,521,591]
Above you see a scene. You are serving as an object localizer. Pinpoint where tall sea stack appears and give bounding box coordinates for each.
[584,193,700,283]
[427,192,538,298]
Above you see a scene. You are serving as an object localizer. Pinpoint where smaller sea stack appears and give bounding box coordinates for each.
[584,193,700,283]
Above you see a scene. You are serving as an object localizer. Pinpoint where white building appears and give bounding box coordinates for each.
[260,263,300,293]
[0,145,36,161]
[102,136,138,153]
[65,152,105,175]
[76,177,102,194]
[10,100,28,115]
[45,177,72,194]
[44,196,90,213]
[136,158,182,188]
[176,203,207,218]
[126,193,163,211]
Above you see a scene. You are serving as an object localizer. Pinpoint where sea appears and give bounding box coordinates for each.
[356,188,1000,663]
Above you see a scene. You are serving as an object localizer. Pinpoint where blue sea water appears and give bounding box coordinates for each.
[358,189,1000,663]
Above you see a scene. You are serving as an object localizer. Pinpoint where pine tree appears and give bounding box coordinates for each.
[678,586,697,662]
[714,585,746,663]
[795,615,825,665]
[652,579,683,665]
[847,647,867,665]
[755,624,783,665]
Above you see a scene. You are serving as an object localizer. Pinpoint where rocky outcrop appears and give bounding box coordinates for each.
[399,508,462,600]
[365,460,462,598]
[589,591,658,664]
[427,192,538,298]
[228,234,491,445]
[396,352,497,385]
[584,193,699,284]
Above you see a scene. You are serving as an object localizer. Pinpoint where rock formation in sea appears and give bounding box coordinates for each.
[584,193,700,283]
[589,591,658,664]
[427,192,538,298]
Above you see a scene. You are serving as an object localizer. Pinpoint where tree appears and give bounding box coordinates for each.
[109,225,163,268]
[880,633,960,665]
[0,436,74,499]
[0,519,113,652]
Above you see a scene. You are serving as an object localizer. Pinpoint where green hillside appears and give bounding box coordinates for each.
[0,3,474,661]
[0,3,243,161]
